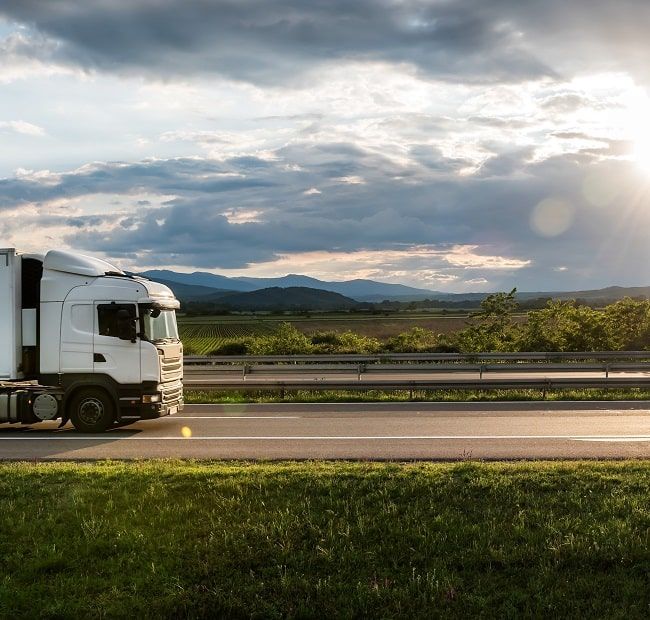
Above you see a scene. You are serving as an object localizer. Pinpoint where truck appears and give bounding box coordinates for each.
[0,248,183,432]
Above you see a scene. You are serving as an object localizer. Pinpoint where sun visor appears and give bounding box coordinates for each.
[43,250,123,277]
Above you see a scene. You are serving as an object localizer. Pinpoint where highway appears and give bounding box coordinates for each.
[2,401,650,460]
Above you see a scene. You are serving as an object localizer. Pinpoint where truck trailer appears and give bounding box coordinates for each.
[0,248,183,432]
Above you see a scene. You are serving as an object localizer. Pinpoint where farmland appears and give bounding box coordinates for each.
[178,319,277,355]
[177,313,480,354]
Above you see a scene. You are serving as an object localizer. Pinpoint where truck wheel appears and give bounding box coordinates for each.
[69,389,115,433]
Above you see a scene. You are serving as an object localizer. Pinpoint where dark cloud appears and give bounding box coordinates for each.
[0,157,276,208]
[0,0,553,84]
[477,146,536,178]
[4,1,650,86]
[3,142,649,289]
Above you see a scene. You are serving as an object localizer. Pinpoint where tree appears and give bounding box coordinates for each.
[456,289,519,352]
[602,297,650,350]
[517,300,608,352]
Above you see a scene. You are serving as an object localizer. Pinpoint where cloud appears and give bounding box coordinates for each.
[4,0,650,89]
[2,133,649,291]
[0,0,554,85]
[0,120,44,135]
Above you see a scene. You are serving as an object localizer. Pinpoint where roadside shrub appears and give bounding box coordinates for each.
[385,327,440,352]
[602,297,650,350]
[248,322,314,355]
[311,331,381,354]
[208,340,251,355]
[516,300,608,352]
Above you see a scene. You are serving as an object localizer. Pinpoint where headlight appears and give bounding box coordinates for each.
[142,393,161,403]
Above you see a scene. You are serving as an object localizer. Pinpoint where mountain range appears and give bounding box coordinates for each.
[141,270,650,309]
[143,269,436,301]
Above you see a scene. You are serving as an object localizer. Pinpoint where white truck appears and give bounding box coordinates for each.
[0,248,183,432]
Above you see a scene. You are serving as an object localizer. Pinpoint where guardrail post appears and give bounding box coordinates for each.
[358,364,362,380]
[480,364,484,380]
[605,364,609,379]
[242,365,248,380]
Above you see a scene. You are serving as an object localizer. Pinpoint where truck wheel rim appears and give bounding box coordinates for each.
[79,398,104,425]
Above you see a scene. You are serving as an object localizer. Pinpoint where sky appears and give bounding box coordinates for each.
[2,0,650,293]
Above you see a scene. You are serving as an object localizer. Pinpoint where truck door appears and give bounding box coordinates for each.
[93,302,141,384]
[60,302,94,374]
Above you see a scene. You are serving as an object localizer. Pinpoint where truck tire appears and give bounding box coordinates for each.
[68,388,115,433]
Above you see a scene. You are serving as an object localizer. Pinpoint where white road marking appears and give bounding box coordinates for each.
[171,416,300,419]
[571,437,650,442]
[2,434,650,441]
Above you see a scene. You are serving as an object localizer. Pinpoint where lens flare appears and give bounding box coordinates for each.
[181,426,192,438]
[530,198,573,237]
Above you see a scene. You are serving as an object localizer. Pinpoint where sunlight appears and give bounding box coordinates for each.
[621,86,650,171]
[632,128,650,171]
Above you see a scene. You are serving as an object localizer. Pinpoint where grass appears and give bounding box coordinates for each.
[184,387,650,404]
[1,461,650,618]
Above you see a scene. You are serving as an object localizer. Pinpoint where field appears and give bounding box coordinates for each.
[179,319,277,354]
[178,313,490,353]
[2,461,650,618]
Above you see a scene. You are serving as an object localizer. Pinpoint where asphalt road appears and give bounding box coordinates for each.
[2,401,650,460]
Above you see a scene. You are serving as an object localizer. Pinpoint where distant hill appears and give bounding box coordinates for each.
[516,286,650,302]
[237,274,438,300]
[143,277,231,300]
[209,287,360,310]
[141,269,650,309]
[141,269,438,301]
[142,269,256,292]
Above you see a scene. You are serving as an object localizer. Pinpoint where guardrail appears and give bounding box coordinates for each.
[182,376,650,392]
[184,351,650,364]
[182,351,650,393]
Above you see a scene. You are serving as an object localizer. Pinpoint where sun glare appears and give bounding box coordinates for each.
[621,86,650,171]
[633,131,650,171]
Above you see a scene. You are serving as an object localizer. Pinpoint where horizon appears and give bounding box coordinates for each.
[3,1,650,292]
[144,266,650,297]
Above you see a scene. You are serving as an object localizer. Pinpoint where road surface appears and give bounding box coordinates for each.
[2,401,650,460]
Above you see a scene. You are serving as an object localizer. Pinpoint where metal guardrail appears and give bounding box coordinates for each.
[184,351,650,365]
[182,351,650,392]
[185,362,650,377]
[183,377,650,392]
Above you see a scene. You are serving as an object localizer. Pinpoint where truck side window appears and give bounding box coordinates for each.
[97,304,136,338]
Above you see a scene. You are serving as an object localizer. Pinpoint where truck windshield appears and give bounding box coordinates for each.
[141,308,179,342]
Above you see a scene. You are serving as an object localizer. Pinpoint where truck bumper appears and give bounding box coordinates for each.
[118,380,184,419]
[138,400,184,419]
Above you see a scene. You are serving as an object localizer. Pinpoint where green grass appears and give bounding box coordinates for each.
[184,387,650,404]
[1,461,650,618]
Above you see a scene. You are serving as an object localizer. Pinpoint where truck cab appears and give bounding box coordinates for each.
[1,248,184,432]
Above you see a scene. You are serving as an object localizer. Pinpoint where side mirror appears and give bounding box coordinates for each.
[116,309,137,342]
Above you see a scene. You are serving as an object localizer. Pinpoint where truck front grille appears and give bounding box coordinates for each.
[160,379,183,405]
[161,357,183,383]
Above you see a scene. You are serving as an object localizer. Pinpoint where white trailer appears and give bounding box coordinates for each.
[0,248,183,432]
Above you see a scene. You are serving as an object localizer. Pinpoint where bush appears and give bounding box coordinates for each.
[248,322,314,355]
[311,331,381,354]
[385,327,440,352]
[208,340,251,355]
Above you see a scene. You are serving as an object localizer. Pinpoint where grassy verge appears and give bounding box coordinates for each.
[1,461,650,618]
[184,387,650,404]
